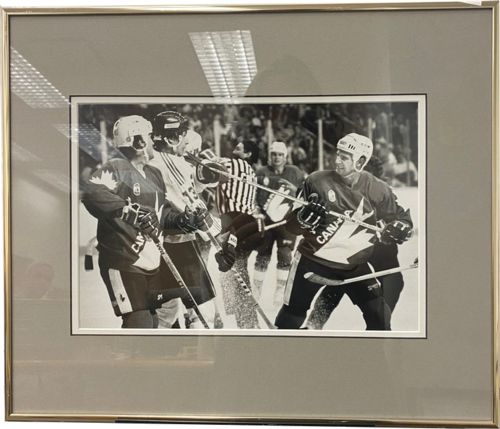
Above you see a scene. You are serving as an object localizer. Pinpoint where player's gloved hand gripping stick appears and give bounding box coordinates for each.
[121,197,161,238]
[380,219,413,244]
[297,194,327,231]
[214,233,237,272]
[175,206,209,233]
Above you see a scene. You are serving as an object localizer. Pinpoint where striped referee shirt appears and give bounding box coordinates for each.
[216,158,257,215]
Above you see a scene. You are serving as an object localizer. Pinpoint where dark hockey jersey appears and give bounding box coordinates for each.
[81,158,167,273]
[288,170,412,270]
[256,164,306,222]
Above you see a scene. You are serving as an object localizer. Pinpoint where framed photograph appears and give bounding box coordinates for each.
[71,95,426,337]
[3,1,498,426]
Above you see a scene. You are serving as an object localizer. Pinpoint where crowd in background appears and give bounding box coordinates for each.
[79,102,419,187]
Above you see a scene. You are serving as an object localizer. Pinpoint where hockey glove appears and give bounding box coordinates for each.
[380,220,413,245]
[137,210,161,239]
[199,148,217,161]
[121,198,160,238]
[196,159,228,186]
[175,206,208,233]
[215,233,237,272]
[297,194,326,231]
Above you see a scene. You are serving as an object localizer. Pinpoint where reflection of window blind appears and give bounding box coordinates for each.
[189,31,257,99]
[10,47,68,108]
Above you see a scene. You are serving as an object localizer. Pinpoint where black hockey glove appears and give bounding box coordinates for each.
[297,194,326,231]
[175,206,208,233]
[137,210,161,239]
[196,159,228,186]
[380,220,413,245]
[215,233,237,272]
[121,198,160,238]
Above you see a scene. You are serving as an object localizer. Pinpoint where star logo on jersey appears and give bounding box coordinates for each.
[89,170,117,191]
[314,197,376,264]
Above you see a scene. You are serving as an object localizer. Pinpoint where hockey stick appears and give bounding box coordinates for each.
[202,221,277,330]
[150,234,210,329]
[304,261,419,286]
[185,153,382,233]
[263,219,288,231]
[158,151,275,329]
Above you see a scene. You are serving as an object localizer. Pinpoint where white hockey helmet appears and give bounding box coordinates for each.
[269,141,288,156]
[270,141,288,155]
[184,129,202,155]
[112,115,153,151]
[337,133,373,171]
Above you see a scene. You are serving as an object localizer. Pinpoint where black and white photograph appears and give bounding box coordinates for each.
[71,95,426,336]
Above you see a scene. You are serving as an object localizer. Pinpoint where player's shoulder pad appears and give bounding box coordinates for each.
[285,164,304,174]
[296,165,307,180]
[145,163,164,179]
[255,165,269,176]
[360,171,393,201]
[106,157,130,170]
[307,169,334,182]
[302,170,332,189]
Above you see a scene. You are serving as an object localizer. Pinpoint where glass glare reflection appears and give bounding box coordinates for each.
[10,48,69,108]
[189,31,257,99]
[12,141,42,162]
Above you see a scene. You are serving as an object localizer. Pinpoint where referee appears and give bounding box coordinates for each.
[216,142,257,215]
[215,140,260,329]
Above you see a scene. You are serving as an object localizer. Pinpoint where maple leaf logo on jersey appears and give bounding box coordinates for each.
[89,170,117,191]
[264,185,292,222]
[314,197,376,265]
[154,192,164,226]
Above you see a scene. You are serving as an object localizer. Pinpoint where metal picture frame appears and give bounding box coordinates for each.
[2,2,498,426]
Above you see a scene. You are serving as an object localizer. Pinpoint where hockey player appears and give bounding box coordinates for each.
[149,110,225,328]
[275,133,413,330]
[81,115,180,328]
[306,157,407,329]
[253,141,306,304]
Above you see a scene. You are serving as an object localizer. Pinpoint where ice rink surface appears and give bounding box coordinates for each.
[76,187,422,335]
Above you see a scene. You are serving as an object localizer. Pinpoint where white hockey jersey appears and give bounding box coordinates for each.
[149,151,221,243]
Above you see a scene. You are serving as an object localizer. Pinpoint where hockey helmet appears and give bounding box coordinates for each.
[270,141,288,156]
[336,133,373,171]
[152,110,189,151]
[112,115,152,152]
[184,129,202,155]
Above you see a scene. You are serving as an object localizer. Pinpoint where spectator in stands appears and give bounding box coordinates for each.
[374,137,398,184]
[393,145,418,186]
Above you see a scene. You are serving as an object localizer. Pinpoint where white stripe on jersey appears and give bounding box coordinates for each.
[217,158,256,215]
[230,159,238,209]
[109,269,133,314]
